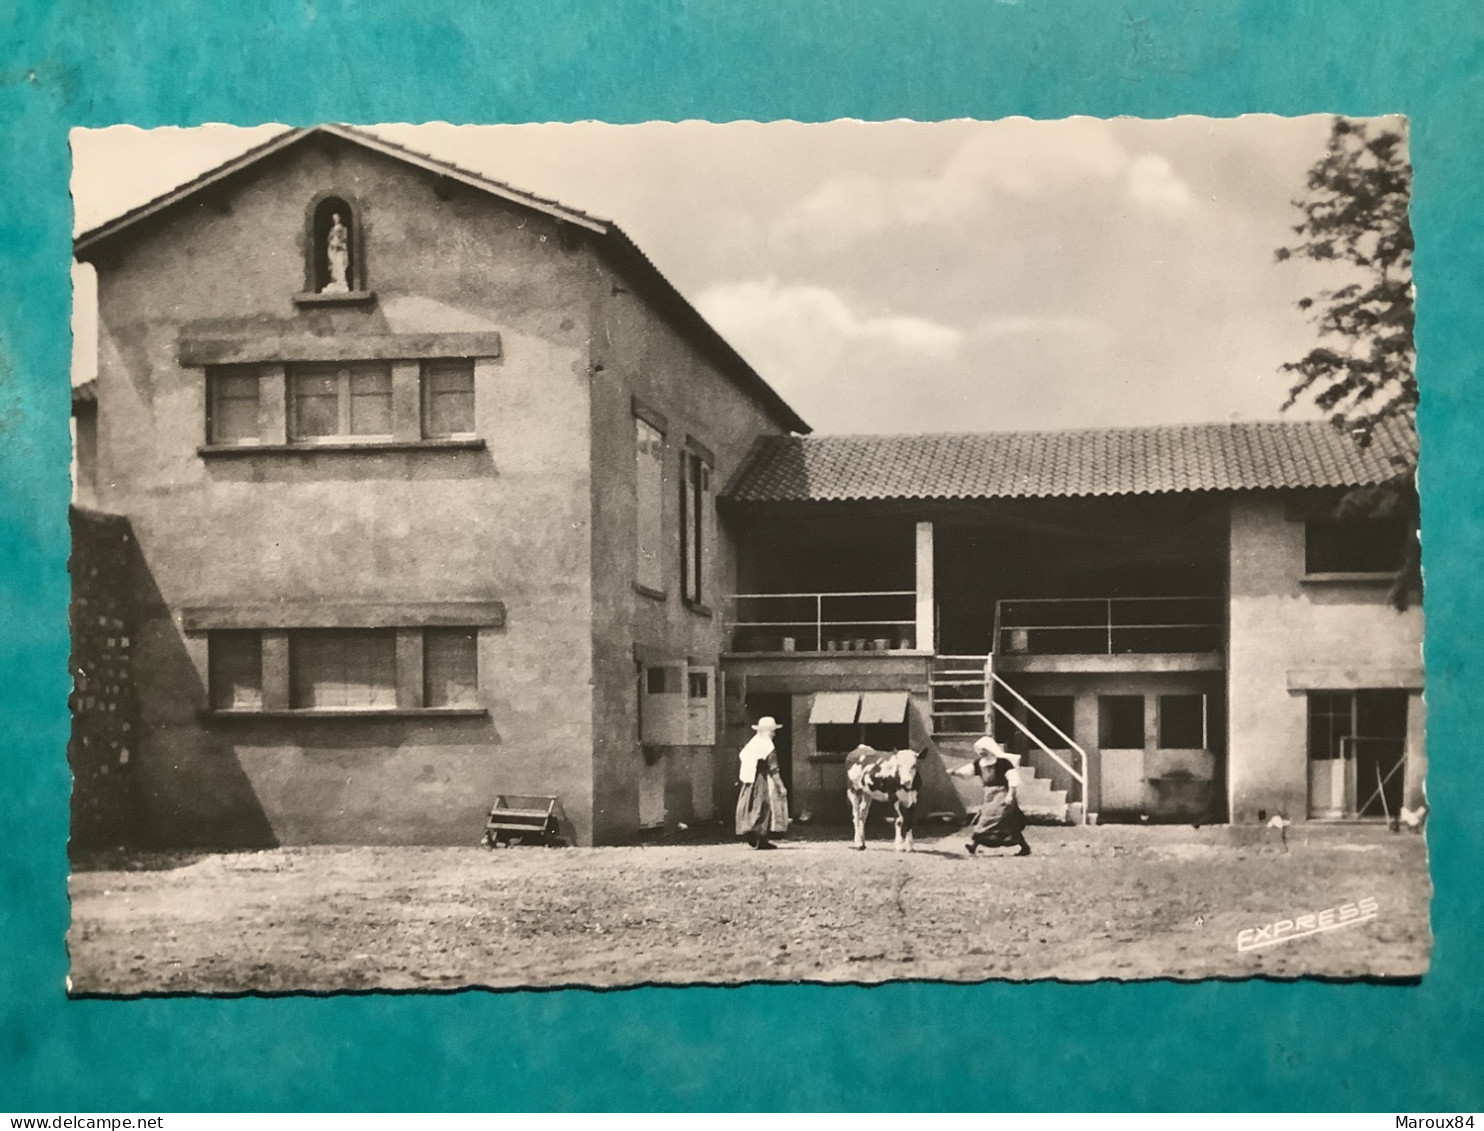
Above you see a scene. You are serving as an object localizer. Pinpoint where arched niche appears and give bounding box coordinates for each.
[307,195,362,294]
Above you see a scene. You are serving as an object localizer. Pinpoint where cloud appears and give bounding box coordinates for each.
[696,278,962,363]
[694,279,964,426]
[1126,153,1195,213]
[773,119,1197,254]
[971,314,1107,343]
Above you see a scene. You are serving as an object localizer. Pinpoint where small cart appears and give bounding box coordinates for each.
[482,794,568,847]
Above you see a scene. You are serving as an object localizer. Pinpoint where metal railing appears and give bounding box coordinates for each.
[929,653,1090,822]
[993,596,1224,656]
[727,590,917,654]
[988,663,1088,800]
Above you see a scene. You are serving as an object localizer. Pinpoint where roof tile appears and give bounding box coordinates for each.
[724,419,1416,503]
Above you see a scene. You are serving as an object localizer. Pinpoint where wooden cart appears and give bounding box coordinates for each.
[482,794,568,847]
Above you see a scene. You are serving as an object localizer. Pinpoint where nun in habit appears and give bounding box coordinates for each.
[735,716,790,849]
[951,735,1032,856]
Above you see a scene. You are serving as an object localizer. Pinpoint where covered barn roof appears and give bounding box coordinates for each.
[723,417,1417,504]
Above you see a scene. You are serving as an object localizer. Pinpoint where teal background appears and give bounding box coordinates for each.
[2,0,1481,1111]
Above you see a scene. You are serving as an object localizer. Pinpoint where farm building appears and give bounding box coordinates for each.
[69,124,1424,848]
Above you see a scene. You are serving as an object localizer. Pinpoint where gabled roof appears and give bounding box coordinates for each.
[723,418,1417,504]
[73,124,810,435]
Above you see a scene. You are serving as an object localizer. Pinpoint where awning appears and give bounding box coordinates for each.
[808,692,860,725]
[858,690,910,725]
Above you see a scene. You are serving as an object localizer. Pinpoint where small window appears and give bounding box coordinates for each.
[815,724,860,754]
[687,670,709,699]
[288,363,393,441]
[1158,694,1206,749]
[680,450,711,605]
[815,722,908,753]
[289,630,397,710]
[209,631,262,710]
[1305,517,1408,574]
[207,366,261,445]
[422,360,476,438]
[635,417,665,593]
[1099,695,1145,749]
[862,722,909,751]
[424,628,478,707]
[646,666,681,695]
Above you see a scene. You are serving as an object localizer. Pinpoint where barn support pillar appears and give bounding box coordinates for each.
[916,520,935,654]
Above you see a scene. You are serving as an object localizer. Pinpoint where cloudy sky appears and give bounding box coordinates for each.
[71,116,1371,434]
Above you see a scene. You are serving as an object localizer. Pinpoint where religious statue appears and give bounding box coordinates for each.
[323,213,350,293]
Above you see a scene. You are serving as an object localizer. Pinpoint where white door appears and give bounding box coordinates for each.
[638,756,666,828]
[1101,749,1145,811]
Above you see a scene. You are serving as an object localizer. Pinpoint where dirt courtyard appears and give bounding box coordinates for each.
[67,823,1431,993]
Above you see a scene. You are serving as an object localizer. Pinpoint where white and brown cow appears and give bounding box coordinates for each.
[845,745,923,852]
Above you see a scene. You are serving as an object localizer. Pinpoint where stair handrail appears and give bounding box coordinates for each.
[986,668,1084,770]
[987,668,1089,826]
[989,700,1085,786]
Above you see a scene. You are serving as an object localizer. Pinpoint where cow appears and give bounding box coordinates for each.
[845,745,923,852]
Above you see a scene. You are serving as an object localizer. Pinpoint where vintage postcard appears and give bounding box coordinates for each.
[65,117,1428,993]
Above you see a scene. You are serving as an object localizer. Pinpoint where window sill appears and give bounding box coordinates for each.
[1301,571,1396,586]
[200,438,486,456]
[634,583,667,602]
[292,290,377,308]
[203,707,488,721]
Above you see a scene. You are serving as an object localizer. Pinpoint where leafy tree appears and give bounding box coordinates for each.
[1276,116,1419,606]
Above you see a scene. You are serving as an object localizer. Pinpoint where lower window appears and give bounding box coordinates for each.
[290,630,398,709]
[1158,694,1207,749]
[207,626,481,713]
[1099,695,1145,749]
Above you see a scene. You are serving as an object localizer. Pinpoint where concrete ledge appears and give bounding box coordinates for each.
[1287,665,1424,691]
[199,438,486,456]
[1301,571,1395,586]
[202,707,489,721]
[182,601,506,631]
[996,652,1224,674]
[291,290,378,308]
[179,330,502,365]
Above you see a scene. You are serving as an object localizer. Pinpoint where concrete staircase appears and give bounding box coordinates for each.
[934,735,1077,825]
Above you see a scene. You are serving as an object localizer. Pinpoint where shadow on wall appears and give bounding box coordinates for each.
[70,507,280,852]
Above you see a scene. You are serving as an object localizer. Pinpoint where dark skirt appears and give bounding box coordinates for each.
[736,776,790,837]
[968,784,1026,846]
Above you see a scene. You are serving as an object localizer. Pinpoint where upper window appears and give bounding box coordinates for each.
[1099,695,1145,750]
[288,363,393,441]
[207,366,261,445]
[1305,516,1408,574]
[421,360,476,438]
[635,417,665,594]
[310,196,358,294]
[679,449,712,607]
[1158,694,1206,749]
